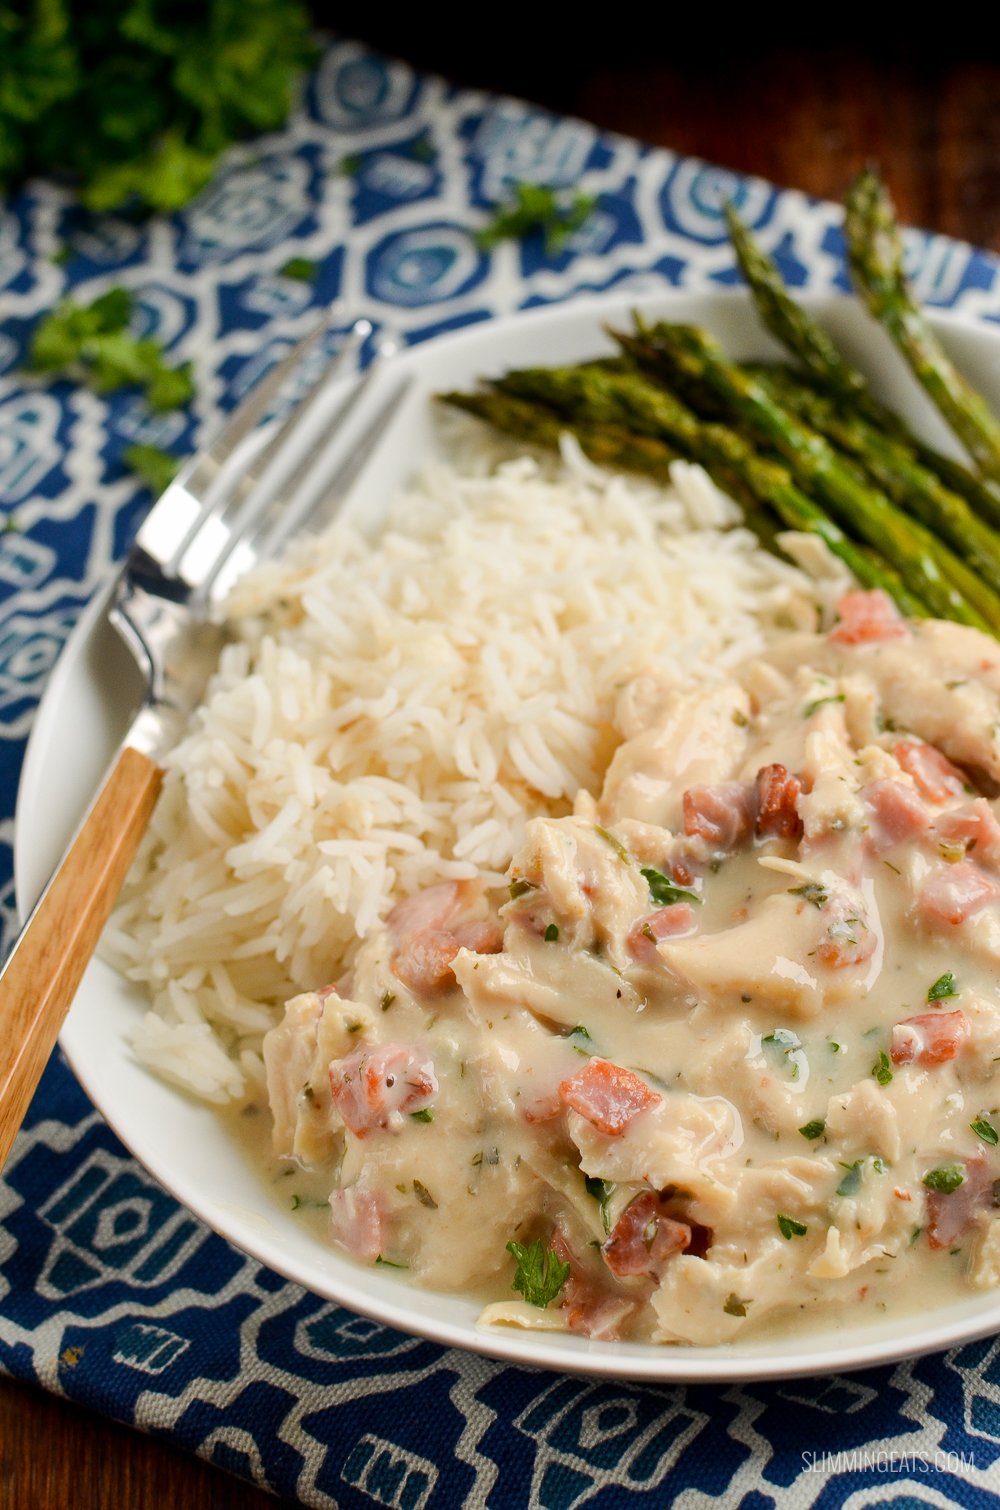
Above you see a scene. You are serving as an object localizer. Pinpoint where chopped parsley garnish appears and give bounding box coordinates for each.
[31,288,194,410]
[380,991,396,1012]
[923,1165,965,1194]
[803,693,846,718]
[723,1293,751,1316]
[508,878,535,900]
[375,1255,408,1269]
[476,182,597,255]
[928,972,958,1002]
[569,1024,595,1057]
[584,1175,615,1234]
[290,1194,327,1211]
[971,1117,999,1147]
[798,1119,826,1141]
[280,257,318,281]
[762,1029,804,1081]
[836,1160,864,1197]
[410,1108,434,1124]
[776,1214,808,1240]
[506,1238,571,1307]
[123,443,177,495]
[412,1179,438,1209]
[544,923,559,942]
[641,866,700,907]
[595,826,631,864]
[788,882,829,909]
[872,1051,893,1086]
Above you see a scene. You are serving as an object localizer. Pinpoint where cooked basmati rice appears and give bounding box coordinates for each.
[102,433,839,1102]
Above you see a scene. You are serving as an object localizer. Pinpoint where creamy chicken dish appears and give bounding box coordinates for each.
[264,589,1000,1344]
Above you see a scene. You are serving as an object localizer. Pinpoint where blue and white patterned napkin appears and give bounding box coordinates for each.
[2,37,1000,1510]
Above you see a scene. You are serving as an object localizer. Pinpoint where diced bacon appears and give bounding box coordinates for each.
[917,862,1000,927]
[388,880,500,994]
[926,1156,996,1250]
[893,740,968,804]
[602,1191,692,1279]
[451,919,504,954]
[815,895,877,968]
[828,588,908,645]
[932,801,1000,868]
[551,1226,634,1340]
[754,763,803,840]
[559,1058,661,1136]
[328,1187,386,1263]
[891,1010,969,1067]
[863,779,930,853]
[329,1044,437,1137]
[627,903,696,963]
[682,783,754,850]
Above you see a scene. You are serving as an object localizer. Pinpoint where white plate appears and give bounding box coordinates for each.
[16,288,1000,1382]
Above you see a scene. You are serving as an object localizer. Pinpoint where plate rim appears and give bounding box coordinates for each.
[16,283,1000,1383]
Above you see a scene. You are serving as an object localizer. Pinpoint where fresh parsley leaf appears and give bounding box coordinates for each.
[723,1293,750,1316]
[798,1119,826,1141]
[928,972,958,1002]
[280,257,318,282]
[836,1160,864,1197]
[971,1117,999,1147]
[776,1214,808,1240]
[544,923,559,942]
[641,866,700,907]
[409,1108,434,1124]
[476,182,596,255]
[123,444,177,495]
[923,1165,965,1194]
[872,1050,893,1086]
[30,290,194,412]
[506,1238,571,1307]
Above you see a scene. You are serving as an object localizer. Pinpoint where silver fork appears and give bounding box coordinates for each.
[0,315,412,1167]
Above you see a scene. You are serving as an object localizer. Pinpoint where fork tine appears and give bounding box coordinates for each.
[165,318,372,576]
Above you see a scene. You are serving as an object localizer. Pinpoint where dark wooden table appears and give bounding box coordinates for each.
[5,34,999,1508]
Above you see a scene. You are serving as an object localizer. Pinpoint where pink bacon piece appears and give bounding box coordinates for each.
[755,763,803,840]
[682,783,754,850]
[932,801,1000,868]
[388,880,501,995]
[918,862,1000,927]
[329,1044,437,1137]
[828,588,908,645]
[863,779,930,853]
[893,741,968,804]
[550,1225,634,1340]
[627,903,696,963]
[601,1192,692,1280]
[815,895,877,969]
[926,1156,997,1250]
[890,1011,969,1067]
[559,1058,661,1137]
[328,1187,386,1263]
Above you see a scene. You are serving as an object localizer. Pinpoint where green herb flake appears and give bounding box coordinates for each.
[723,1293,750,1317]
[803,693,846,718]
[788,883,829,909]
[506,1237,571,1307]
[544,923,559,942]
[412,1179,438,1209]
[410,1108,434,1124]
[508,878,535,900]
[872,1050,893,1086]
[837,1160,864,1197]
[583,1175,615,1235]
[379,991,396,1013]
[798,1119,826,1141]
[640,866,700,907]
[928,972,958,1002]
[776,1213,808,1240]
[280,257,318,282]
[375,1255,409,1269]
[923,1165,965,1194]
[971,1117,999,1147]
[595,825,631,864]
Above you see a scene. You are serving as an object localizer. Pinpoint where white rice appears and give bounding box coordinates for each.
[102,432,839,1102]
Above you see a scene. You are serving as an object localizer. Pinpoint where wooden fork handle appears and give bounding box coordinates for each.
[0,745,162,1170]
